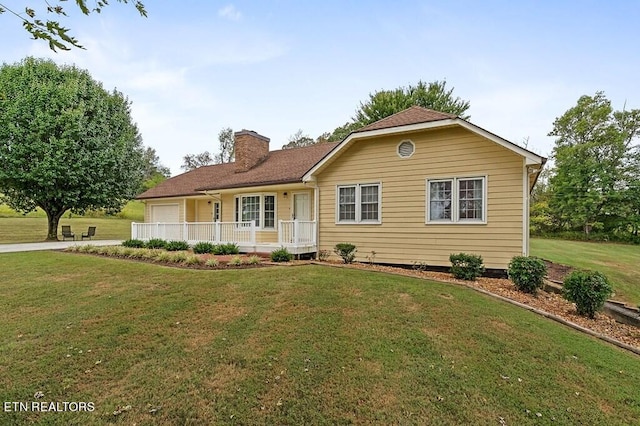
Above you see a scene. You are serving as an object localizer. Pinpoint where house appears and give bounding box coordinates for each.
[135,106,546,269]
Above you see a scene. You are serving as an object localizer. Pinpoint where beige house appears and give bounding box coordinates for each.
[135,106,546,269]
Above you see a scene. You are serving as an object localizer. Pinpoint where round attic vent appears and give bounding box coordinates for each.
[397,140,415,158]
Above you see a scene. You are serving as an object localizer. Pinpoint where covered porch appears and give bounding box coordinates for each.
[131,220,317,254]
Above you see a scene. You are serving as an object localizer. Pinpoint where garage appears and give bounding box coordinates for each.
[151,204,179,223]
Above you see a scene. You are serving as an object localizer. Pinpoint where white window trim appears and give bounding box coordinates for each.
[397,139,415,158]
[335,182,382,224]
[234,193,278,230]
[425,176,487,225]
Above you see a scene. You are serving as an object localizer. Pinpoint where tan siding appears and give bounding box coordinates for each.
[196,199,213,222]
[316,126,525,269]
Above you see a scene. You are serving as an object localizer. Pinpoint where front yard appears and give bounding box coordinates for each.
[1,252,638,425]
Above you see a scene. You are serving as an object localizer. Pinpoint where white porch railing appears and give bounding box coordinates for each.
[131,221,256,245]
[278,220,316,247]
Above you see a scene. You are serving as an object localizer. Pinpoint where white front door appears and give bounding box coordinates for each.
[293,193,310,221]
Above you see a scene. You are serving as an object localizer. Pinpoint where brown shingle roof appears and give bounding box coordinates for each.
[137,142,338,199]
[354,106,455,133]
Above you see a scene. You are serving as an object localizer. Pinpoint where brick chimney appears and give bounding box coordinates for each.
[234,130,270,173]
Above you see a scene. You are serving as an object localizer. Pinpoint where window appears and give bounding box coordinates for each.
[235,194,277,229]
[213,202,221,222]
[336,183,381,223]
[427,177,486,223]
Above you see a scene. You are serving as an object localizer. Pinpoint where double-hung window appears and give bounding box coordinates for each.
[427,177,485,223]
[337,183,381,223]
[235,194,276,229]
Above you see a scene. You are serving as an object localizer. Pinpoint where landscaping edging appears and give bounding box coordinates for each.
[313,262,640,356]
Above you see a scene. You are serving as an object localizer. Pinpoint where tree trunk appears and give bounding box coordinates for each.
[45,210,66,241]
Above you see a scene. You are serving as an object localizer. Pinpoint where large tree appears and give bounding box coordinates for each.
[282,129,315,149]
[182,127,235,171]
[140,146,170,192]
[548,92,640,236]
[328,80,470,141]
[0,57,145,240]
[214,127,235,164]
[0,1,147,51]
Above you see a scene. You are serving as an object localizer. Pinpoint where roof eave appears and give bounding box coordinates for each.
[303,118,546,181]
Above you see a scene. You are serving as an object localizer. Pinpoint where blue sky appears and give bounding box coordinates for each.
[1,1,639,175]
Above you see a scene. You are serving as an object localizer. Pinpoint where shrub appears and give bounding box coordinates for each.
[270,247,293,262]
[228,255,243,266]
[193,241,215,254]
[508,256,547,294]
[449,253,485,280]
[205,258,219,267]
[170,252,188,263]
[156,251,172,262]
[122,239,145,248]
[145,238,167,249]
[165,240,190,251]
[184,254,204,265]
[334,243,357,264]
[318,249,330,261]
[247,255,261,265]
[563,270,613,318]
[212,243,240,255]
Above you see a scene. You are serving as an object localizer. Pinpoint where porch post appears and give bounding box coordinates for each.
[250,222,256,244]
[293,219,299,246]
[278,220,283,245]
[131,222,137,240]
[215,222,221,243]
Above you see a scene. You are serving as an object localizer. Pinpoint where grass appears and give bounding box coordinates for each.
[0,201,143,243]
[531,238,640,306]
[1,253,638,425]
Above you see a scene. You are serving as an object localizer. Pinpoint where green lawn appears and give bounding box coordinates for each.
[531,238,640,306]
[1,253,638,425]
[0,201,143,243]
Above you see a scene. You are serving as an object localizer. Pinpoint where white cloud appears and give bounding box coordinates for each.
[218,4,242,21]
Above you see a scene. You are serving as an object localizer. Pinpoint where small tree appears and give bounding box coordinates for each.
[0,57,145,240]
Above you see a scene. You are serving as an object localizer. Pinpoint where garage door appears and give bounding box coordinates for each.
[151,204,179,223]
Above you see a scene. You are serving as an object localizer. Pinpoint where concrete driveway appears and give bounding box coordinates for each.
[0,240,123,253]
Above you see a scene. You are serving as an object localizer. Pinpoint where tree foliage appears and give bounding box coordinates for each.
[181,151,214,172]
[140,146,170,192]
[214,127,235,163]
[0,1,147,51]
[0,57,145,240]
[282,129,315,149]
[182,127,235,171]
[547,92,640,238]
[328,80,470,141]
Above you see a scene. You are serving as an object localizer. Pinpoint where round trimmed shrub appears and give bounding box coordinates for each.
[334,243,357,264]
[449,253,485,280]
[563,270,613,319]
[508,256,547,294]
